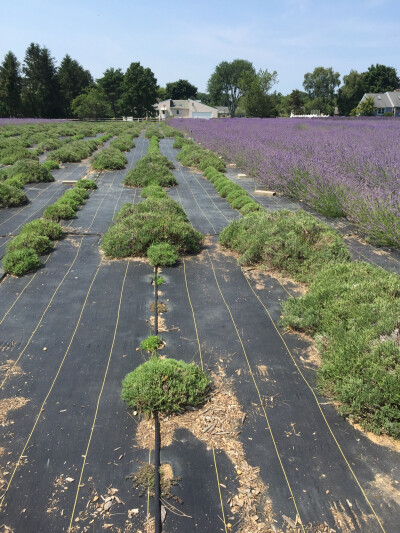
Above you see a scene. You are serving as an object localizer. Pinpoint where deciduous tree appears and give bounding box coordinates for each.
[363,64,399,93]
[120,62,158,118]
[207,59,255,117]
[71,87,112,119]
[165,79,198,100]
[97,68,124,117]
[303,66,340,114]
[337,70,366,116]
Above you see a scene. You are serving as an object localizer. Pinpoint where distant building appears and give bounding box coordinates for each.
[155,99,219,120]
[359,91,400,116]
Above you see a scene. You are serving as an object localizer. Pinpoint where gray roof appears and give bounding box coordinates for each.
[363,91,400,108]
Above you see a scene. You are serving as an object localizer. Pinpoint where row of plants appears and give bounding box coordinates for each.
[172,132,400,438]
[220,211,400,438]
[203,166,262,214]
[2,178,97,275]
[0,159,55,207]
[123,135,177,187]
[176,139,225,173]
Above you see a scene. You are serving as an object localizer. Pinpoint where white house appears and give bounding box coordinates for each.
[360,91,400,116]
[155,99,219,120]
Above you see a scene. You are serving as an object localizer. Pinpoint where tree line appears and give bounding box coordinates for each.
[0,43,399,119]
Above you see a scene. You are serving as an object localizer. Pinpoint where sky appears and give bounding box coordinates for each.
[1,0,399,95]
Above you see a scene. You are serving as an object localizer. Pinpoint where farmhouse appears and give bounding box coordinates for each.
[155,99,219,120]
[360,90,400,116]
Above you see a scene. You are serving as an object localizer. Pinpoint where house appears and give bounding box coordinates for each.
[155,99,219,120]
[360,91,400,116]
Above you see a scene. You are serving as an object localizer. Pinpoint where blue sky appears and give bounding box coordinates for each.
[1,0,399,94]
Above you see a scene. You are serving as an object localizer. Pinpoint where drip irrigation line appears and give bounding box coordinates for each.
[154,412,161,533]
[153,265,161,533]
[154,266,159,337]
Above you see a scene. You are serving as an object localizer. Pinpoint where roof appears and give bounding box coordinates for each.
[155,99,217,111]
[362,91,400,108]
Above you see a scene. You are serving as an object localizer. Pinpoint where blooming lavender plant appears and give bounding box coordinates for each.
[171,118,400,247]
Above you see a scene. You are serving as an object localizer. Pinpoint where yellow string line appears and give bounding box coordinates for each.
[68,262,129,530]
[243,272,387,533]
[206,249,305,533]
[212,447,228,533]
[183,259,203,371]
[0,261,102,509]
[0,253,52,325]
[0,237,84,390]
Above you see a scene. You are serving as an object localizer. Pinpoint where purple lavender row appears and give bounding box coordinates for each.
[171,117,400,248]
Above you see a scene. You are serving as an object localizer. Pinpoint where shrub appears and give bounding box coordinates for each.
[281,261,400,438]
[101,223,134,258]
[110,136,135,152]
[102,198,203,258]
[20,219,63,240]
[229,195,253,210]
[91,147,127,170]
[43,202,76,221]
[4,177,24,189]
[75,178,97,190]
[140,335,164,353]
[5,159,54,184]
[0,183,28,207]
[147,243,178,266]
[219,210,350,283]
[7,233,53,255]
[121,356,211,416]
[240,201,261,215]
[41,160,59,171]
[2,248,42,276]
[123,154,176,188]
[141,185,167,199]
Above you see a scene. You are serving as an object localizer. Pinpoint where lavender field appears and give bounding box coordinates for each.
[171,117,400,247]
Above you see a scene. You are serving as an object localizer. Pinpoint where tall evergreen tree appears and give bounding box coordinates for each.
[120,62,158,118]
[21,43,61,118]
[0,51,22,117]
[58,54,92,117]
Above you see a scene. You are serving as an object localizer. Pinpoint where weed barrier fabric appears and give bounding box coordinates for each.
[0,259,154,532]
[159,240,400,532]
[0,181,67,244]
[160,139,239,235]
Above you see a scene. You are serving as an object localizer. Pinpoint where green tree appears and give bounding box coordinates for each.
[207,59,256,117]
[157,86,167,101]
[0,51,22,117]
[363,63,399,93]
[165,79,198,100]
[337,70,366,116]
[58,54,92,117]
[287,89,306,114]
[240,68,278,117]
[21,43,61,117]
[71,87,112,119]
[350,96,375,116]
[303,66,340,114]
[120,62,158,118]
[196,92,212,106]
[97,68,124,117]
